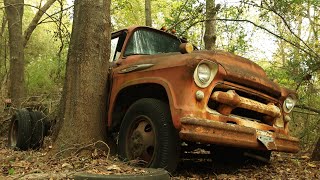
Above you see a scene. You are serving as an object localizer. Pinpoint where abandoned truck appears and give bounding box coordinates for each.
[8,26,299,172]
[108,26,299,171]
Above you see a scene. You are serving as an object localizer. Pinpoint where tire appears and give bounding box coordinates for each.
[74,168,170,180]
[8,109,32,150]
[29,111,46,149]
[118,98,180,172]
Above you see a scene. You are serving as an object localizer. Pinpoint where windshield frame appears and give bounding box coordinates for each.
[123,27,186,57]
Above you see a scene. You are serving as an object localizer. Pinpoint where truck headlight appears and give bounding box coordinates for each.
[194,61,218,88]
[198,64,211,83]
[283,95,297,113]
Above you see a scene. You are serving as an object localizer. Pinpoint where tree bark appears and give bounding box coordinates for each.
[312,137,320,161]
[23,0,56,47]
[145,0,152,27]
[0,10,7,38]
[204,0,217,50]
[53,0,111,156]
[4,0,25,107]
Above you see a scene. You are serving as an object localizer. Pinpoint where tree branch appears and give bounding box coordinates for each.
[0,2,72,45]
[38,4,74,25]
[180,17,319,61]
[23,0,57,47]
[241,0,319,58]
[296,104,320,114]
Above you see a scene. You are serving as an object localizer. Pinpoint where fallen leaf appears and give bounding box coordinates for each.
[307,163,317,168]
[301,155,310,159]
[92,149,98,159]
[107,165,121,171]
[62,163,73,169]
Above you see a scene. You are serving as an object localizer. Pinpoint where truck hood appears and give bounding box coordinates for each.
[195,51,281,97]
[119,50,281,97]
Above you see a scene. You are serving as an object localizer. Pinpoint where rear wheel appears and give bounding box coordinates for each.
[118,98,180,172]
[8,109,32,150]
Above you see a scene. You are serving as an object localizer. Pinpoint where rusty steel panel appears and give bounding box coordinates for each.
[211,90,281,118]
[179,117,299,153]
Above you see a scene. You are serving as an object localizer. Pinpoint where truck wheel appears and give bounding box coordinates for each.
[118,98,180,172]
[8,109,32,150]
[30,111,46,149]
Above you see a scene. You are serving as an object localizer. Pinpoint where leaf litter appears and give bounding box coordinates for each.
[0,126,319,179]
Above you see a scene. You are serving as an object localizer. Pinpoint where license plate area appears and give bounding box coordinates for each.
[256,130,276,150]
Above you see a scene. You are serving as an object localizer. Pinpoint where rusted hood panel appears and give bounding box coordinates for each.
[194,51,282,97]
[119,50,281,97]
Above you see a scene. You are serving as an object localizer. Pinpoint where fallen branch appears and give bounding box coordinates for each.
[295,105,320,114]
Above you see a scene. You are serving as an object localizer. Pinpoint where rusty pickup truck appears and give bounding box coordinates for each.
[108,26,299,171]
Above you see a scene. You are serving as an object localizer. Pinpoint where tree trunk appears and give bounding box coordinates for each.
[4,0,25,107]
[145,0,152,27]
[312,137,320,161]
[52,0,111,156]
[23,0,57,47]
[204,0,217,50]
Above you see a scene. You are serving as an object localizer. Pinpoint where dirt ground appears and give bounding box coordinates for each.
[0,112,319,179]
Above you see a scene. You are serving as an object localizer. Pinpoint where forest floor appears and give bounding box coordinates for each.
[0,114,320,179]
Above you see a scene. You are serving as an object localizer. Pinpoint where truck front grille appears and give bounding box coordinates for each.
[207,82,281,124]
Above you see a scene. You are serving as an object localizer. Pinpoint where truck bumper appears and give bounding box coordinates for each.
[179,117,299,153]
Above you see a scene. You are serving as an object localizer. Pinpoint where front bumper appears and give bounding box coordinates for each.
[179,117,299,153]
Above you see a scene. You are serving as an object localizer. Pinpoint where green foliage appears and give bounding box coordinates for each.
[26,56,65,95]
[8,168,14,175]
[0,0,70,97]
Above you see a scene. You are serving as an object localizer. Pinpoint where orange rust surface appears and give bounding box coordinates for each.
[179,117,299,153]
[107,26,299,153]
[211,90,281,118]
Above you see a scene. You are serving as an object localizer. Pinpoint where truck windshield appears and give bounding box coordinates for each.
[125,29,181,56]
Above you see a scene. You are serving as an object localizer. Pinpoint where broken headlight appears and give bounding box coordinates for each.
[194,60,218,88]
[283,95,297,113]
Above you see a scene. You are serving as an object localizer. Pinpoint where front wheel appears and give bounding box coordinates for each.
[118,98,180,172]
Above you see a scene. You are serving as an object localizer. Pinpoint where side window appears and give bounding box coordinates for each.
[109,31,127,62]
[110,37,119,62]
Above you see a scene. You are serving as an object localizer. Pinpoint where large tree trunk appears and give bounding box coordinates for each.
[53,0,111,156]
[204,0,217,50]
[145,0,152,27]
[4,0,25,107]
[312,137,320,161]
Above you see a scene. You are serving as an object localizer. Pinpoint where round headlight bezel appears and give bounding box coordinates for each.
[193,60,218,88]
[283,95,297,113]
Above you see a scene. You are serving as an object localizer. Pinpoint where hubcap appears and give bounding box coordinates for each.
[127,116,156,166]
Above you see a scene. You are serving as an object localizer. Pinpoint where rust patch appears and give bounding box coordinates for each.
[211,90,281,118]
[179,117,299,153]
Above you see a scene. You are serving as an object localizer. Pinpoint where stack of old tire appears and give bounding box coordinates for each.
[8,109,49,150]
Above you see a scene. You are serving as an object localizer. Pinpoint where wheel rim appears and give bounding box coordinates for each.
[10,119,18,147]
[126,115,156,166]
